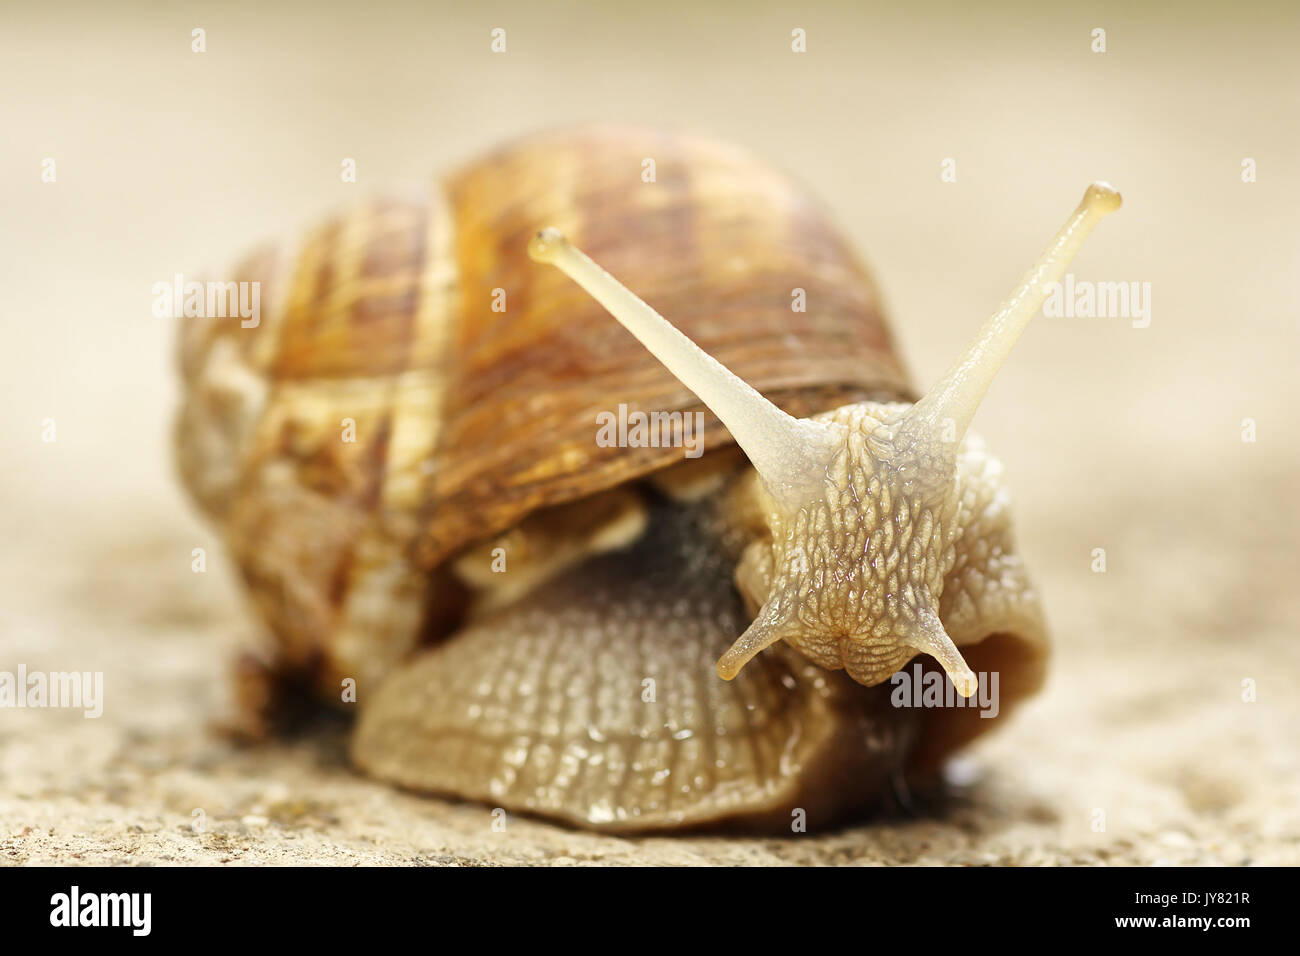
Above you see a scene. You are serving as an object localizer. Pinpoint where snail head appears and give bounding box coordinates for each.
[529,183,1120,696]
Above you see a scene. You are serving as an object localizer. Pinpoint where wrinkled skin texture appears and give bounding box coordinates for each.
[353,499,923,832]
[726,402,1048,690]
[354,452,1048,831]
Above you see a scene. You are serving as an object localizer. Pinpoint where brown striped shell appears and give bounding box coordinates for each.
[174,126,912,702]
[417,126,911,567]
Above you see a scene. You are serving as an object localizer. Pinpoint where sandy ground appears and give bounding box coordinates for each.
[2,1,1298,865]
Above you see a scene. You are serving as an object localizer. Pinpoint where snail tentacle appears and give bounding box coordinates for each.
[529,228,842,513]
[901,182,1122,447]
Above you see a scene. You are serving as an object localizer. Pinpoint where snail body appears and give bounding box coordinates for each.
[176,126,1119,831]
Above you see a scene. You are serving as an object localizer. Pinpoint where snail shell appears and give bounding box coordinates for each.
[175,126,1054,831]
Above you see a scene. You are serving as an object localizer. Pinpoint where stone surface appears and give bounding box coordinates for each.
[2,0,1297,866]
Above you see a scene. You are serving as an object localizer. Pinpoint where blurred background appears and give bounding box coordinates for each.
[1,0,1297,864]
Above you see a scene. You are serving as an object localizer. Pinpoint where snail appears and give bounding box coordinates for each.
[174,126,1119,832]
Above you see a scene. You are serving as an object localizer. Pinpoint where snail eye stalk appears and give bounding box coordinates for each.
[528,228,841,513]
[899,182,1122,449]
